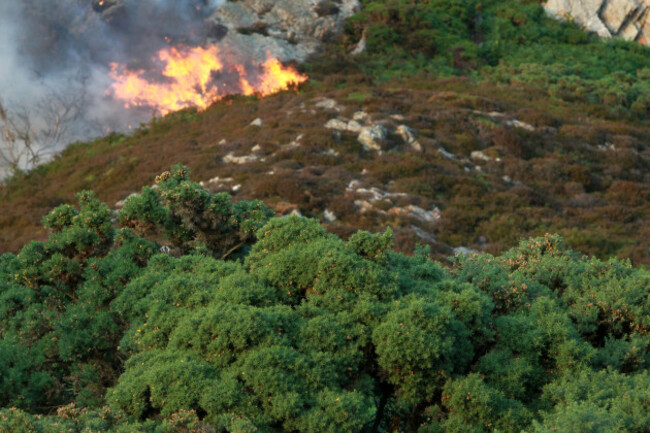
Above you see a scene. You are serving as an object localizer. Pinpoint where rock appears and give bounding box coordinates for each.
[453,246,479,256]
[350,32,366,55]
[324,118,349,131]
[287,134,303,147]
[290,208,303,217]
[411,225,436,243]
[348,184,407,201]
[410,141,423,152]
[405,205,441,223]
[347,181,442,222]
[438,146,458,160]
[223,152,259,164]
[251,144,262,152]
[314,98,344,112]
[218,139,227,145]
[637,9,650,45]
[323,148,340,157]
[353,111,369,122]
[232,184,242,192]
[358,125,388,152]
[396,124,422,151]
[325,117,363,132]
[601,0,641,34]
[347,179,361,190]
[476,111,536,131]
[324,118,363,132]
[396,124,415,143]
[388,205,441,223]
[471,150,491,162]
[208,0,363,63]
[114,192,138,209]
[544,0,650,44]
[346,120,363,132]
[505,119,535,132]
[250,118,263,127]
[208,176,234,184]
[354,200,374,213]
[323,209,337,222]
[598,142,617,151]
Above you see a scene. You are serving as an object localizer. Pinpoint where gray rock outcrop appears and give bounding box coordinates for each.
[207,0,361,63]
[544,0,650,45]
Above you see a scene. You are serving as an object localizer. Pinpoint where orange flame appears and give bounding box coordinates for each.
[108,45,307,115]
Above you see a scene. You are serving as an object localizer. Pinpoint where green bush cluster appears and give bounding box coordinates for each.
[0,166,272,415]
[334,0,650,117]
[119,164,273,259]
[2,168,649,432]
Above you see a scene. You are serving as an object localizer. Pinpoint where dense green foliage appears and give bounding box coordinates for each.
[334,0,650,118]
[1,167,649,432]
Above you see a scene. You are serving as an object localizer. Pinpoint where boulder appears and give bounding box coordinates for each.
[544,0,650,44]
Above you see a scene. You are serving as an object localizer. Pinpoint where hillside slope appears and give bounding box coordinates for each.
[1,0,649,264]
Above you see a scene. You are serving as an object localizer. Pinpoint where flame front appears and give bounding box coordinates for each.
[109,45,307,115]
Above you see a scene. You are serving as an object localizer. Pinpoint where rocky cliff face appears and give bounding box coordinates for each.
[206,0,361,62]
[544,0,650,45]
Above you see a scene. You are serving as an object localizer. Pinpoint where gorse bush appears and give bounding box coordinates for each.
[0,166,272,414]
[119,164,273,259]
[1,167,649,432]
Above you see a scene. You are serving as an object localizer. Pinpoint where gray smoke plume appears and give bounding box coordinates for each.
[0,0,224,175]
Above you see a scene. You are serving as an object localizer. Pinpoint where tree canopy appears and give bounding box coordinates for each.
[1,166,649,432]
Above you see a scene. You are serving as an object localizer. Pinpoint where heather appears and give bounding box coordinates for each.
[2,1,649,264]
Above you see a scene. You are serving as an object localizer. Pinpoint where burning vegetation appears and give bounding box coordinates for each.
[108,44,308,115]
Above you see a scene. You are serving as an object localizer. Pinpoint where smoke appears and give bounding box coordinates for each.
[0,0,225,174]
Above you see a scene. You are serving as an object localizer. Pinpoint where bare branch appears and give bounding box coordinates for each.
[0,77,87,177]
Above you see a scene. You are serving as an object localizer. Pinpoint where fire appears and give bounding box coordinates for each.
[108,45,307,115]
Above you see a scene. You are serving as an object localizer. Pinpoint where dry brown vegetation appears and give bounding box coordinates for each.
[1,72,648,264]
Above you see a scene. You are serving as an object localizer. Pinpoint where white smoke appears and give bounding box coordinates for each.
[0,0,225,176]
